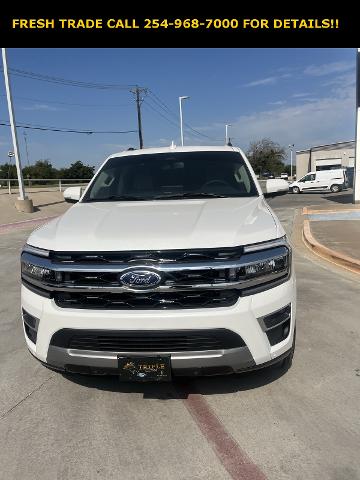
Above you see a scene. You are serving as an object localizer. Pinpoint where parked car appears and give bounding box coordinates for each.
[21,145,296,381]
[261,172,275,179]
[280,173,289,180]
[289,168,347,194]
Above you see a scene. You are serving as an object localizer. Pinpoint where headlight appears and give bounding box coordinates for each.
[234,238,291,294]
[244,254,288,278]
[21,260,61,282]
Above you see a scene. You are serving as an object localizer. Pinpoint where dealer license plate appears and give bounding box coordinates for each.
[118,355,171,382]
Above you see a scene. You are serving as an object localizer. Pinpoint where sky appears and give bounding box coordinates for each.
[0,48,356,170]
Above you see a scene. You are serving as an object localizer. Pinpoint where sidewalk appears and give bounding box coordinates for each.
[0,189,70,230]
[302,205,360,274]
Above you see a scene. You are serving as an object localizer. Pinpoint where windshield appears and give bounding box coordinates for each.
[82,151,258,202]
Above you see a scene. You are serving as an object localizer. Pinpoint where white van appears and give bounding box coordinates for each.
[289,169,347,194]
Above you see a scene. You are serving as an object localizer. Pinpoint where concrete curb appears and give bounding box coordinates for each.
[305,207,360,215]
[0,215,59,235]
[302,208,360,275]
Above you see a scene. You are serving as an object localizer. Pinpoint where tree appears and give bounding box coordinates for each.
[23,160,57,179]
[246,138,287,176]
[283,164,296,176]
[61,161,95,179]
[0,162,17,179]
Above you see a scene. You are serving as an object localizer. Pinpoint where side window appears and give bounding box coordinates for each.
[303,174,314,182]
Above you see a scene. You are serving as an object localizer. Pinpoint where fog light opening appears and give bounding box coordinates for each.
[22,309,39,345]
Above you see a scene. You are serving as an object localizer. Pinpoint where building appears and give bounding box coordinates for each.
[296,141,355,184]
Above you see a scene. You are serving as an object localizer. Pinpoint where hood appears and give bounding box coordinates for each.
[27,197,282,252]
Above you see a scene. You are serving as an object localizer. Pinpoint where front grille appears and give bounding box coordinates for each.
[54,289,240,309]
[59,268,231,287]
[22,242,290,310]
[50,246,244,264]
[50,328,246,352]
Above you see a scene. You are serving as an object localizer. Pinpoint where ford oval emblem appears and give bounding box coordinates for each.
[119,269,162,289]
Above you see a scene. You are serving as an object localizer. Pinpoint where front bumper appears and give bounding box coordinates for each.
[21,274,296,376]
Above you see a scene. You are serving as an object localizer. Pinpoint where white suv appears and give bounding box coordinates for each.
[21,146,296,381]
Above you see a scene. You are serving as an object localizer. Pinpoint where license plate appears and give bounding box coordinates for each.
[118,355,171,382]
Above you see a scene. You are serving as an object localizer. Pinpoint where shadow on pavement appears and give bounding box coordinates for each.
[34,200,66,208]
[321,193,353,204]
[62,363,289,398]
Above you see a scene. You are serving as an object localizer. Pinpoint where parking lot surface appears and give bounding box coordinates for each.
[0,193,359,480]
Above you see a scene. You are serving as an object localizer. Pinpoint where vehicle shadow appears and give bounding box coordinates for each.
[62,363,289,399]
[321,193,353,204]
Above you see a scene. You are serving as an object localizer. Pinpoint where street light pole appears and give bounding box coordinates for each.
[7,150,14,195]
[179,96,190,146]
[225,124,231,145]
[2,48,25,200]
[289,144,295,179]
[354,48,360,203]
[2,48,33,212]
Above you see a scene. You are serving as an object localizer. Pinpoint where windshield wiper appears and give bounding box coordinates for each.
[83,195,147,202]
[153,192,227,200]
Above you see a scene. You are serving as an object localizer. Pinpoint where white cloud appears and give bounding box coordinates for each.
[304,61,354,77]
[20,103,62,112]
[268,100,286,106]
[292,92,311,98]
[189,83,355,151]
[244,73,292,87]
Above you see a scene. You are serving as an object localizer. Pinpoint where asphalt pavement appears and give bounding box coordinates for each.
[0,193,359,480]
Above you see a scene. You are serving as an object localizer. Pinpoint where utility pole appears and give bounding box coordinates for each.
[131,86,147,149]
[1,48,33,212]
[354,48,360,203]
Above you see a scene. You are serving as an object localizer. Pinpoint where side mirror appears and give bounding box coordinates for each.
[259,179,289,197]
[63,186,83,203]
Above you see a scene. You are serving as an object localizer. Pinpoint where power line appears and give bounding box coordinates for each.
[143,100,220,144]
[148,90,222,142]
[1,66,220,142]
[0,120,137,135]
[0,93,133,108]
[143,100,181,130]
[2,67,143,90]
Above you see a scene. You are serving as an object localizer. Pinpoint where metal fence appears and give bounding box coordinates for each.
[0,178,92,194]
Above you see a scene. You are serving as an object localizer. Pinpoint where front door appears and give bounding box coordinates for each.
[300,173,317,191]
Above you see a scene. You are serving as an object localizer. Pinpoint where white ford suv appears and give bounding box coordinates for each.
[21,146,296,381]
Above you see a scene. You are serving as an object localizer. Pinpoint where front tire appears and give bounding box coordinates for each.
[292,186,300,194]
[330,184,341,193]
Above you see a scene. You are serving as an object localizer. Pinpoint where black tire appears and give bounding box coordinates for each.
[330,184,341,193]
[292,186,300,194]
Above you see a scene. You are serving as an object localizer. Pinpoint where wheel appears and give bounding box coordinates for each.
[330,184,341,193]
[292,186,300,194]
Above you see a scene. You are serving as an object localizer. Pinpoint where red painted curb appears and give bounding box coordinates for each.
[0,215,58,234]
